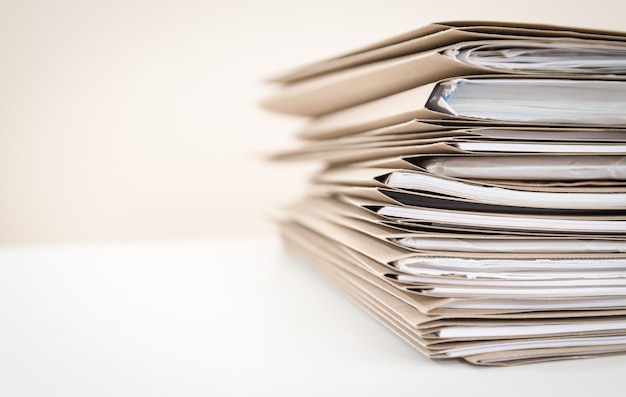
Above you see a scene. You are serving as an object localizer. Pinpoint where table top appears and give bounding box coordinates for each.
[1,236,625,396]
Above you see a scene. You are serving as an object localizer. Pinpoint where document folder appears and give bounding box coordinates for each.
[263,21,626,365]
[263,22,626,116]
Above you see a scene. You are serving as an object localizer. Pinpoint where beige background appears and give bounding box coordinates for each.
[2,0,625,245]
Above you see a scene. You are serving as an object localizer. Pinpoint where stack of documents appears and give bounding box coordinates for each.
[262,21,626,366]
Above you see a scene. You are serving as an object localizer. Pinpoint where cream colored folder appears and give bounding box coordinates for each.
[269,21,626,84]
[263,40,626,117]
[281,220,626,365]
[265,21,626,366]
[299,77,626,139]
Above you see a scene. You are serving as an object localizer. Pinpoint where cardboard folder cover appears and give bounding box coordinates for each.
[290,201,626,263]
[299,76,626,139]
[273,125,626,162]
[290,211,626,297]
[339,194,626,235]
[263,39,626,117]
[309,192,626,239]
[291,212,623,310]
[282,217,626,316]
[283,230,626,340]
[314,166,626,208]
[286,221,626,327]
[268,21,626,84]
[281,221,626,365]
[265,21,626,366]
[343,153,626,187]
[294,244,626,366]
[291,196,626,254]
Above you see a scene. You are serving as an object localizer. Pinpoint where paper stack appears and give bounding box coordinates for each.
[262,21,626,365]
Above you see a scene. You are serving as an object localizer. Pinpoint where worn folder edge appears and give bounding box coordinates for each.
[281,221,626,365]
[263,39,626,116]
[301,75,626,140]
[269,21,626,84]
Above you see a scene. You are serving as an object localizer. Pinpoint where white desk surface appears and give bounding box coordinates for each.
[1,236,624,396]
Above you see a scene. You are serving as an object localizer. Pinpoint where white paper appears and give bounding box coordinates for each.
[393,257,626,283]
[443,335,626,358]
[395,257,626,272]
[397,270,626,282]
[423,286,626,298]
[453,141,626,153]
[444,297,626,311]
[422,155,626,180]
[394,237,626,253]
[385,171,626,209]
[438,320,626,338]
[377,206,626,232]
[475,128,626,141]
[446,40,626,75]
[429,78,626,124]
[396,274,626,287]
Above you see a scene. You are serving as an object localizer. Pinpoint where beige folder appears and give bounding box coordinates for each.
[314,166,626,208]
[268,21,626,84]
[290,196,626,250]
[281,220,626,365]
[288,200,626,262]
[265,21,626,366]
[263,22,626,116]
[263,39,626,117]
[331,153,626,188]
[282,218,626,314]
[298,76,626,140]
[273,125,626,162]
